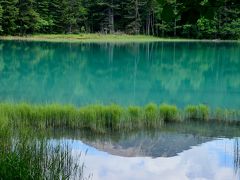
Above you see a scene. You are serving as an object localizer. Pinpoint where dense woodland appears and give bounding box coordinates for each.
[0,0,239,39]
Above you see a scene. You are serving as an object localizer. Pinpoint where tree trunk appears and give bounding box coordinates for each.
[174,3,177,37]
[108,6,114,33]
[135,0,140,34]
[147,12,150,35]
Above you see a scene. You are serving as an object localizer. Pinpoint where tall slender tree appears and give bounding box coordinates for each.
[0,5,2,33]
[123,0,145,34]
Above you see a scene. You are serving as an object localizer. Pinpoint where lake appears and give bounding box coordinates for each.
[49,121,240,180]
[0,40,239,108]
[0,40,240,180]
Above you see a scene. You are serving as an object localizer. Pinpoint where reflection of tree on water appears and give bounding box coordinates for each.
[234,138,240,179]
[0,41,239,108]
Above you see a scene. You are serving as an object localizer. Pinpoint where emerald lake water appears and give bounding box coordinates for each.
[1,40,240,180]
[0,40,239,108]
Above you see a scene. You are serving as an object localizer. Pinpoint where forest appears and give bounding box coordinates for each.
[0,0,239,39]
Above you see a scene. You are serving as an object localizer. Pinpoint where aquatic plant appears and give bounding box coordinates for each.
[159,104,179,122]
[0,103,239,133]
[185,104,209,121]
[0,131,85,180]
[144,103,159,127]
[127,106,143,129]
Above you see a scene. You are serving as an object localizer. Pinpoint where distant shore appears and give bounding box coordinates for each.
[0,34,239,43]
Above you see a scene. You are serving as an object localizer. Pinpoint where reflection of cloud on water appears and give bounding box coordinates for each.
[53,138,238,180]
[180,141,233,180]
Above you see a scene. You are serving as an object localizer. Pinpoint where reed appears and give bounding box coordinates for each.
[0,130,85,180]
[185,104,209,121]
[0,103,240,133]
[159,104,179,122]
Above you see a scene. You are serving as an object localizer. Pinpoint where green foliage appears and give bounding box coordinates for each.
[0,5,2,32]
[144,103,159,127]
[0,134,84,179]
[159,104,179,122]
[185,104,209,121]
[128,106,142,127]
[1,103,236,133]
[0,0,239,39]
[185,105,198,119]
[1,0,19,35]
[198,104,209,121]
[17,0,42,34]
[197,17,217,38]
[61,0,82,33]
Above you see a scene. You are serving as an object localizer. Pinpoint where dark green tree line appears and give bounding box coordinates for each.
[0,0,239,39]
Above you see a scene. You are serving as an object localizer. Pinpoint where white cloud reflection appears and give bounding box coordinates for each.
[55,138,238,180]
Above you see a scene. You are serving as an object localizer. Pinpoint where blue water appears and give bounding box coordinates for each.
[50,132,240,180]
[0,40,239,108]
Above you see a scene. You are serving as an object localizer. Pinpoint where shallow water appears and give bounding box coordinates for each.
[0,40,239,108]
[48,122,240,180]
[53,138,239,180]
[51,130,240,180]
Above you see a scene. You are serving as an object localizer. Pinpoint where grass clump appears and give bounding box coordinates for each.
[159,104,179,122]
[144,103,161,127]
[79,104,123,132]
[128,106,143,128]
[185,104,209,121]
[214,108,240,123]
[104,104,123,130]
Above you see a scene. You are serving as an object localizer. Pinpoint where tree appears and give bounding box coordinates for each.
[17,0,42,34]
[47,0,64,33]
[0,5,2,33]
[0,0,19,35]
[61,0,81,33]
[123,0,145,34]
[0,0,239,39]
[34,0,53,33]
[197,16,217,38]
[141,0,161,35]
[217,0,240,39]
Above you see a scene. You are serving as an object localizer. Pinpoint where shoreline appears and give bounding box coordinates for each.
[0,34,239,43]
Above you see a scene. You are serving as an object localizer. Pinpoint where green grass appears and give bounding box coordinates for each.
[0,125,86,180]
[0,102,239,179]
[0,103,240,133]
[1,33,239,43]
[185,104,210,121]
[0,139,84,180]
[160,104,179,122]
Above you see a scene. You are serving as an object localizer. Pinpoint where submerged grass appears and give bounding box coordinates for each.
[0,103,240,133]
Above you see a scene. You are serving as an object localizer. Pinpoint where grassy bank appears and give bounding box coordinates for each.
[0,103,239,133]
[1,34,239,43]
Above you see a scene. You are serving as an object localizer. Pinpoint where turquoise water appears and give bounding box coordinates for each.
[1,40,240,180]
[0,40,239,108]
